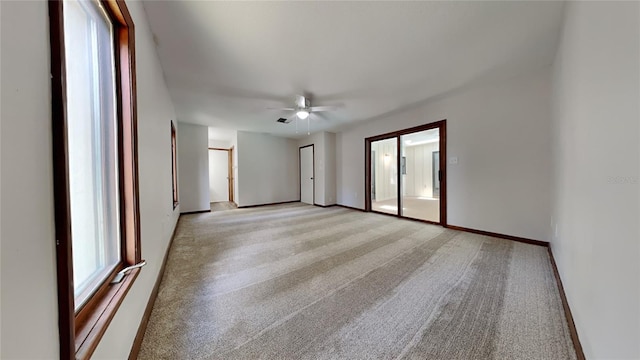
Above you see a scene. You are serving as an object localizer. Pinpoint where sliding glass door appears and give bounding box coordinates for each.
[370,137,398,215]
[400,128,440,222]
[366,121,446,225]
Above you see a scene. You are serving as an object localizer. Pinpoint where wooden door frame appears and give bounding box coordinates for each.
[299,144,315,205]
[228,146,234,204]
[365,120,447,226]
[208,147,232,203]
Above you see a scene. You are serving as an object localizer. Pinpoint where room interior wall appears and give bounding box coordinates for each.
[177,122,210,213]
[208,139,231,149]
[237,131,299,207]
[550,1,640,358]
[323,132,337,205]
[336,65,553,241]
[0,1,181,358]
[1,1,60,357]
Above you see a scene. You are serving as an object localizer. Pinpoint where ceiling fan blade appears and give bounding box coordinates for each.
[267,107,295,111]
[312,112,330,121]
[309,106,339,112]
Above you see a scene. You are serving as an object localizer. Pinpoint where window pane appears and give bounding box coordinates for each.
[64,0,120,310]
[400,129,440,222]
[371,137,398,215]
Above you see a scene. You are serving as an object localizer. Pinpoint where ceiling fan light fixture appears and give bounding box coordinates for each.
[296,110,309,120]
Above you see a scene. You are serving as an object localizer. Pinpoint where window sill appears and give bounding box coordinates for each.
[75,267,141,360]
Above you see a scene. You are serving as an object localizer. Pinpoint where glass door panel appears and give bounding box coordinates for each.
[370,137,398,215]
[400,129,440,222]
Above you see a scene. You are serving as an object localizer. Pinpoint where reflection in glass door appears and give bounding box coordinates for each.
[400,129,440,222]
[370,137,398,215]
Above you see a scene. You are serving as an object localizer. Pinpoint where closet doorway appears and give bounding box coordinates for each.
[365,120,446,225]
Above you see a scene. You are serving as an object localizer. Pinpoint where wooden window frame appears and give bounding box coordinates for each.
[49,1,141,359]
[171,121,179,209]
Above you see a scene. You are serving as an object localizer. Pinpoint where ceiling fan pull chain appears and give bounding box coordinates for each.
[296,117,298,133]
[307,117,310,135]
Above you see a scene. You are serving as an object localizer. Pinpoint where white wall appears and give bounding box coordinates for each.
[323,132,337,205]
[337,66,553,241]
[237,131,299,207]
[177,122,210,213]
[0,1,181,358]
[1,2,59,357]
[208,149,229,202]
[298,131,337,206]
[208,139,230,149]
[551,2,640,359]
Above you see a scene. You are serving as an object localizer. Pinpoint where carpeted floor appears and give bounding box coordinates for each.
[138,203,576,360]
[372,196,440,222]
[210,201,238,212]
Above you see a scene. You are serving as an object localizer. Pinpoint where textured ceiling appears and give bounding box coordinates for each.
[143,1,565,139]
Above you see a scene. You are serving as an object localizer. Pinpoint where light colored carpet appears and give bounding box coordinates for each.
[372,196,440,222]
[210,201,237,212]
[138,203,576,360]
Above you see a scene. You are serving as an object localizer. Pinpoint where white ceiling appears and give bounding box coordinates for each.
[143,1,565,139]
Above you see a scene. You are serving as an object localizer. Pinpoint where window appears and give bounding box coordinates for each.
[171,121,179,208]
[49,0,140,359]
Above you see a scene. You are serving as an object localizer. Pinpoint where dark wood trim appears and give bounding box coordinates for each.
[49,2,75,358]
[364,120,447,225]
[128,218,181,360]
[228,146,234,203]
[208,147,229,151]
[335,204,366,212]
[238,200,300,209]
[439,121,448,226]
[446,225,549,247]
[180,209,212,215]
[299,144,315,205]
[75,268,140,359]
[171,121,178,209]
[548,248,585,360]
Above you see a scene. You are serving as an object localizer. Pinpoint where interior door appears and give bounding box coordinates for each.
[300,145,314,205]
[208,149,229,202]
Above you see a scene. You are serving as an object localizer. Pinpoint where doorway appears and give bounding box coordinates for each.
[365,120,447,225]
[299,145,314,205]
[208,147,233,203]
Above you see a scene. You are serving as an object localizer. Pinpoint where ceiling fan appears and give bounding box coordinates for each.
[270,95,339,126]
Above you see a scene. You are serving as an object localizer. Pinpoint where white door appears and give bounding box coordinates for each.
[300,146,314,205]
[209,149,229,202]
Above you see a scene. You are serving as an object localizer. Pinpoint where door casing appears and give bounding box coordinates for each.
[299,144,315,205]
[364,120,447,226]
